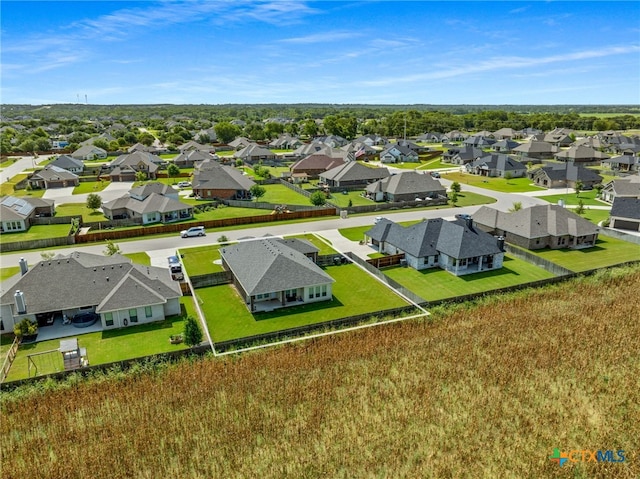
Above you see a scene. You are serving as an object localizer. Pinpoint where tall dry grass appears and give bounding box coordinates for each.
[2,266,639,479]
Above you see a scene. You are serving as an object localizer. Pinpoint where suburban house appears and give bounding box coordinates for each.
[220,238,335,312]
[365,171,446,202]
[417,132,443,143]
[554,145,610,164]
[364,217,505,276]
[528,163,602,189]
[492,139,521,153]
[493,128,523,140]
[173,150,215,168]
[192,161,255,200]
[609,197,640,232]
[233,143,276,164]
[0,252,182,335]
[396,140,431,154]
[228,137,252,150]
[512,141,559,160]
[542,131,573,147]
[319,161,389,188]
[48,155,84,174]
[442,131,468,142]
[290,154,346,179]
[101,182,193,224]
[601,155,638,173]
[0,196,55,234]
[379,144,419,163]
[314,135,349,148]
[600,176,640,203]
[269,134,304,150]
[28,165,80,189]
[464,153,527,178]
[341,141,378,162]
[107,151,162,181]
[464,136,496,148]
[195,128,217,143]
[442,146,484,165]
[71,144,107,160]
[473,204,599,250]
[354,134,387,146]
[178,140,215,154]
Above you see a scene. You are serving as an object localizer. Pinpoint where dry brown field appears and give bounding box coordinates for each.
[2,265,639,479]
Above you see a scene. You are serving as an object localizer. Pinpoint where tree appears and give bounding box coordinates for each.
[214,122,241,144]
[504,171,513,182]
[448,190,459,206]
[509,201,522,212]
[40,252,55,261]
[450,181,461,194]
[575,199,586,215]
[135,170,147,183]
[310,190,327,206]
[167,163,180,184]
[574,180,584,196]
[93,138,109,150]
[86,193,102,212]
[183,315,203,348]
[250,184,266,202]
[103,240,121,256]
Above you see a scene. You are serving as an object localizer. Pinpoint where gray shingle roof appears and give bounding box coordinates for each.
[0,252,181,315]
[221,238,333,296]
[366,171,446,197]
[610,197,640,220]
[319,161,389,183]
[470,153,527,172]
[102,192,190,215]
[192,163,256,191]
[0,196,53,220]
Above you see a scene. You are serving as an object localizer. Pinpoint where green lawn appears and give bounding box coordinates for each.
[452,191,497,207]
[56,203,108,222]
[327,190,375,208]
[0,224,71,243]
[415,159,453,170]
[179,244,226,276]
[123,252,151,266]
[193,205,272,221]
[540,189,607,206]
[384,255,556,302]
[72,180,111,195]
[0,266,20,281]
[530,236,640,272]
[574,208,610,225]
[285,233,338,255]
[442,171,545,193]
[261,184,311,205]
[1,174,45,198]
[199,263,410,342]
[4,298,198,382]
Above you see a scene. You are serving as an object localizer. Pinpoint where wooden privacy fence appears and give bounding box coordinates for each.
[366,253,406,269]
[0,336,20,383]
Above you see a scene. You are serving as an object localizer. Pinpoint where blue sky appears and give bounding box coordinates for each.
[1,1,639,105]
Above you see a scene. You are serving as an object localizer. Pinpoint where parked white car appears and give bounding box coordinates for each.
[180,226,205,238]
[177,181,191,188]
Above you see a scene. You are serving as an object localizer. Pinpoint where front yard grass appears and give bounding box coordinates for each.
[123,252,151,266]
[4,298,198,382]
[0,224,71,243]
[383,255,556,302]
[442,171,545,193]
[199,263,410,342]
[72,180,111,195]
[575,208,610,225]
[529,236,640,272]
[0,266,20,281]
[179,244,226,276]
[56,203,108,222]
[540,189,606,206]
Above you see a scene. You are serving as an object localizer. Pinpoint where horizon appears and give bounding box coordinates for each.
[2,1,639,105]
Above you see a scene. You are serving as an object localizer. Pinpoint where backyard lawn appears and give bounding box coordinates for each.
[442,171,545,193]
[56,203,108,222]
[530,236,640,272]
[0,224,71,243]
[261,184,312,205]
[327,190,375,208]
[4,297,198,382]
[198,263,411,342]
[0,266,20,281]
[383,255,556,302]
[179,244,226,276]
[575,208,610,225]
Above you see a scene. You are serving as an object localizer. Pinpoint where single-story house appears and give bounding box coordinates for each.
[269,134,304,150]
[173,150,214,168]
[290,154,346,179]
[493,128,523,140]
[28,165,80,189]
[601,155,638,173]
[609,197,640,231]
[442,146,484,165]
[341,142,379,162]
[442,131,468,142]
[319,161,389,188]
[233,143,276,164]
[228,137,252,150]
[365,171,446,202]
[554,145,610,164]
[48,155,84,174]
[473,204,599,250]
[178,140,215,154]
[107,151,161,181]
[379,144,419,163]
[492,139,521,153]
[0,252,182,335]
[528,163,602,189]
[512,141,559,159]
[0,196,55,234]
[464,153,527,178]
[365,217,505,276]
[192,161,255,200]
[220,238,335,312]
[600,176,640,203]
[71,144,107,160]
[101,182,193,224]
[464,136,496,148]
[354,134,388,146]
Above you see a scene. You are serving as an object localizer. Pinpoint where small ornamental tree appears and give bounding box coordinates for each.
[310,190,326,206]
[451,181,461,194]
[103,240,122,256]
[184,315,203,348]
[449,190,459,206]
[250,184,266,202]
[575,199,586,215]
[86,193,102,212]
[167,163,180,184]
[509,201,522,212]
[135,170,147,183]
[574,180,584,196]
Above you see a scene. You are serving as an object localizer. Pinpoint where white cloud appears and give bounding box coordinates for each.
[280,31,361,44]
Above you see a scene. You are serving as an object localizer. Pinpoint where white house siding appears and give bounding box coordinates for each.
[305,283,333,304]
[1,219,28,233]
[143,212,160,224]
[0,304,18,332]
[101,303,169,329]
[164,297,181,317]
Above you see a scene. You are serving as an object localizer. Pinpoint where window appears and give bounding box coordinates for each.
[105,312,114,327]
[315,286,321,298]
[129,308,138,323]
[145,306,152,318]
[321,285,327,297]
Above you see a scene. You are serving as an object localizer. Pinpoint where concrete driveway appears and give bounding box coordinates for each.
[41,181,135,205]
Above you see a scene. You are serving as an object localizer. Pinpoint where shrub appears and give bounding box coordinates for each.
[14,318,38,338]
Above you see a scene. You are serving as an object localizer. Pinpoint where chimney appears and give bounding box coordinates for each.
[14,290,27,314]
[19,257,29,276]
[497,236,505,252]
[465,217,473,230]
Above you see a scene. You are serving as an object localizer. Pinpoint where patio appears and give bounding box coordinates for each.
[31,316,103,342]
